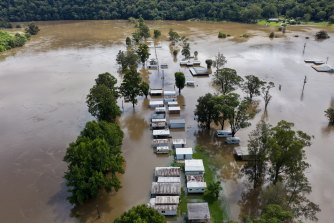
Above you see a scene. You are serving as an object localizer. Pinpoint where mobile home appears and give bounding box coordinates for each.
[152,139,169,148]
[149,100,164,108]
[155,107,166,114]
[184,159,205,175]
[187,203,211,223]
[167,101,179,107]
[155,146,170,154]
[153,129,170,138]
[168,106,181,114]
[155,167,181,177]
[157,177,181,183]
[187,181,207,194]
[149,89,163,96]
[234,147,255,161]
[175,147,193,160]
[169,119,185,129]
[151,182,181,196]
[172,138,186,148]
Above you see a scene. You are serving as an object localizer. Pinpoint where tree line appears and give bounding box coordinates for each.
[1,0,333,23]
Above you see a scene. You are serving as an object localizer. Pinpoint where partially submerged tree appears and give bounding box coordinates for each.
[194,50,198,59]
[204,181,222,202]
[174,72,186,94]
[242,75,266,101]
[120,68,143,108]
[137,17,150,39]
[215,52,227,70]
[168,29,180,43]
[228,100,252,137]
[261,81,275,110]
[153,29,161,40]
[125,36,132,47]
[136,43,150,67]
[213,68,243,95]
[116,50,139,72]
[64,121,124,205]
[86,84,121,122]
[140,81,149,98]
[114,204,166,223]
[252,204,293,223]
[94,72,119,98]
[213,93,239,129]
[315,30,330,39]
[205,59,213,69]
[181,42,190,59]
[194,93,219,129]
[325,107,334,124]
[25,23,40,35]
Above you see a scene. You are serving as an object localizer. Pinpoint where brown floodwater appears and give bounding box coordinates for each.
[0,20,333,223]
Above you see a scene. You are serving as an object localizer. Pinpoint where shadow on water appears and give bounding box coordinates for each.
[238,187,261,221]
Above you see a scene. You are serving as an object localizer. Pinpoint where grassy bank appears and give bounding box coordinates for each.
[177,146,224,223]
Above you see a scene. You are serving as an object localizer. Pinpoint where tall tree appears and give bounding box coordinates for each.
[213,68,243,95]
[243,121,271,188]
[116,50,138,72]
[125,36,132,47]
[261,81,275,111]
[268,120,311,184]
[136,43,150,67]
[215,52,227,70]
[174,72,186,94]
[140,81,149,98]
[95,72,119,98]
[242,75,266,101]
[228,100,252,137]
[120,68,143,108]
[114,204,166,223]
[168,29,180,43]
[137,17,150,39]
[213,93,239,129]
[153,29,161,40]
[64,121,124,205]
[181,42,190,59]
[86,84,121,122]
[194,93,219,129]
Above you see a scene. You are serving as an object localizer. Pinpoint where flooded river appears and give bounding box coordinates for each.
[0,20,333,223]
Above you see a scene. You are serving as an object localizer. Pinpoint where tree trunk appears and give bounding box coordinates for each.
[220,120,225,129]
[179,88,181,95]
[231,130,236,137]
[273,166,280,185]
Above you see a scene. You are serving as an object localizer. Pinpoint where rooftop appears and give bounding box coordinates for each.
[155,196,180,204]
[151,182,181,195]
[172,138,186,145]
[155,167,181,177]
[176,147,193,155]
[185,159,205,172]
[170,119,185,124]
[187,203,211,220]
[187,181,207,188]
[153,129,170,136]
[157,177,181,183]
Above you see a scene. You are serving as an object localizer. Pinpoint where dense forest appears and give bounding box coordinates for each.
[0,0,333,23]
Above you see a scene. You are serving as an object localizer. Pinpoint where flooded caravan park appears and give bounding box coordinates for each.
[0,20,333,223]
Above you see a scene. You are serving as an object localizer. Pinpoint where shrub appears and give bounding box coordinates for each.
[315,30,330,39]
[218,31,226,38]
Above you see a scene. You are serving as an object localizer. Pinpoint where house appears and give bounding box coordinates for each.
[169,119,185,129]
[164,90,177,103]
[155,107,166,114]
[168,106,181,114]
[149,100,164,108]
[152,139,169,148]
[167,101,179,107]
[234,147,255,161]
[189,67,209,76]
[172,138,186,148]
[184,159,205,175]
[187,181,207,194]
[193,60,201,66]
[151,182,181,196]
[157,177,181,183]
[155,167,181,177]
[187,203,211,223]
[153,129,170,138]
[151,120,167,130]
[160,63,168,69]
[155,146,170,154]
[180,60,188,66]
[175,147,193,160]
[149,89,163,96]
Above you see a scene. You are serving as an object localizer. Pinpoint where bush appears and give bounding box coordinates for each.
[218,31,226,38]
[25,23,40,35]
[315,30,330,39]
[269,32,275,38]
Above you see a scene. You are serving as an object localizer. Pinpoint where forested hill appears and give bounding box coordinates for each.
[1,0,333,22]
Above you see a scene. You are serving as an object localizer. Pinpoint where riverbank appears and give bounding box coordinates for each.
[0,30,28,52]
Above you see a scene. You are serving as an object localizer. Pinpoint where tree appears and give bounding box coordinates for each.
[267,120,311,184]
[153,29,161,40]
[116,50,138,72]
[204,181,222,202]
[136,43,150,67]
[242,75,266,101]
[194,50,198,59]
[125,36,132,47]
[228,99,252,137]
[194,93,219,129]
[137,17,150,39]
[120,68,143,108]
[315,30,329,39]
[243,121,271,188]
[261,82,275,110]
[95,72,119,98]
[325,107,334,124]
[213,68,243,95]
[168,29,180,43]
[215,52,227,70]
[252,204,293,223]
[205,59,213,69]
[181,42,190,59]
[213,93,239,129]
[64,120,124,205]
[174,72,186,94]
[86,84,121,122]
[114,204,166,223]
[25,23,40,35]
[140,81,149,98]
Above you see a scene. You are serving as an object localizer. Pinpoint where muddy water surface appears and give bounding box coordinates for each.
[0,20,333,223]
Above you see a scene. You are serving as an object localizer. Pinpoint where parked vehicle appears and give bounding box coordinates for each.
[215,130,232,138]
[225,137,240,144]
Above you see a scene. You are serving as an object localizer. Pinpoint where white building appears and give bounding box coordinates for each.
[175,147,193,160]
[172,138,186,148]
[149,100,164,108]
[155,167,181,177]
[152,129,170,138]
[185,159,205,175]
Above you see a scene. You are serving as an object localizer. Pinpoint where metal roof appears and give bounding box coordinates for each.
[155,167,181,177]
[187,181,207,188]
[176,147,193,155]
[155,196,180,204]
[172,138,186,144]
[157,177,181,183]
[153,129,170,136]
[185,159,205,172]
[151,182,181,195]
[187,203,211,220]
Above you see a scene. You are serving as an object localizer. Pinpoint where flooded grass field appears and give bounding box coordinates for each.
[0,20,333,223]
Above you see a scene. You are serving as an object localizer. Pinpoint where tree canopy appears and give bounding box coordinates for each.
[213,68,243,95]
[1,0,332,22]
[119,68,144,108]
[114,204,166,223]
[174,72,185,94]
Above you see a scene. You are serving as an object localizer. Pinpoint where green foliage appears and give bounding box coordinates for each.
[218,32,226,38]
[64,121,124,205]
[0,31,28,52]
[204,181,222,202]
[168,29,180,42]
[86,84,121,122]
[125,36,132,47]
[140,82,149,98]
[95,72,119,98]
[213,68,243,95]
[269,32,275,38]
[228,99,252,136]
[315,30,330,39]
[1,1,333,22]
[120,68,143,108]
[114,204,166,223]
[242,75,266,101]
[153,29,161,39]
[194,93,219,129]
[174,72,185,94]
[25,23,39,35]
[0,20,13,28]
[325,107,334,123]
[137,17,150,39]
[213,93,240,129]
[252,204,293,223]
[181,42,190,59]
[215,52,227,70]
[116,50,139,72]
[136,43,150,66]
[205,59,213,69]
